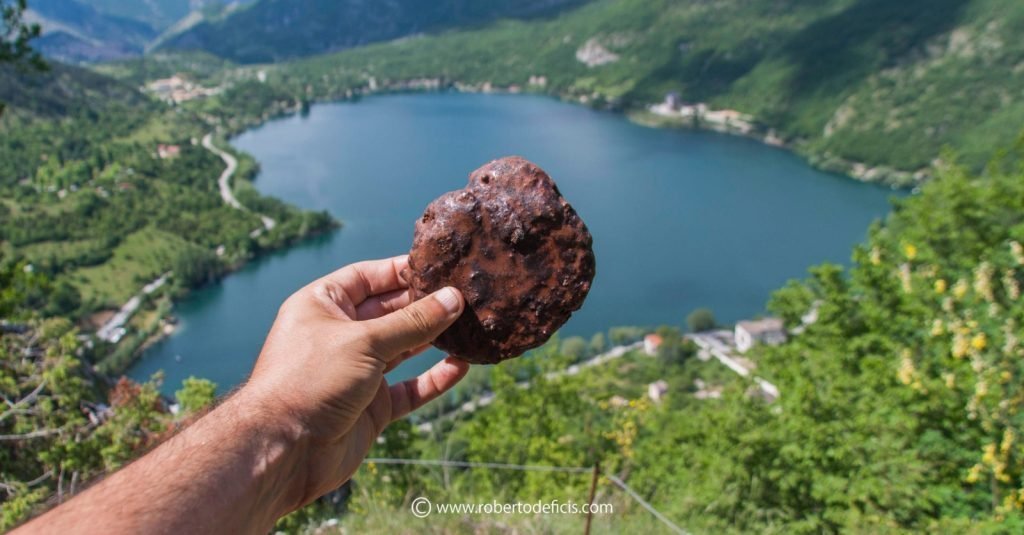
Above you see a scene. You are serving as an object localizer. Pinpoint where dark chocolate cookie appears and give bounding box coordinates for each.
[403,156,596,364]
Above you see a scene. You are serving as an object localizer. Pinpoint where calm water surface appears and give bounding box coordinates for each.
[130,93,895,394]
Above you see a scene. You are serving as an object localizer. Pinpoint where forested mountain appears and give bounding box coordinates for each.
[158,0,590,63]
[25,0,158,62]
[23,0,258,62]
[0,61,149,121]
[75,0,193,31]
[264,0,1023,183]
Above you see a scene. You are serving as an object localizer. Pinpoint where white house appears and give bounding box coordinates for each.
[648,380,669,403]
[643,333,663,356]
[734,318,786,353]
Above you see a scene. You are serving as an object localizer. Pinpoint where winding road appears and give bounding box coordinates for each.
[201,133,276,232]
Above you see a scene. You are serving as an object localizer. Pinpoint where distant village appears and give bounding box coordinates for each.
[417,313,799,433]
[648,92,763,138]
[146,74,225,104]
[640,316,789,406]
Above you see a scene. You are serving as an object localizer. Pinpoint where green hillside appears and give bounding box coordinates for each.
[256,0,1023,184]
[0,62,334,320]
[306,147,1024,533]
[0,61,151,121]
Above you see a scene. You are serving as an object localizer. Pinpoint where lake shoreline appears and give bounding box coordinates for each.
[128,92,895,393]
[283,82,918,190]
[101,222,340,377]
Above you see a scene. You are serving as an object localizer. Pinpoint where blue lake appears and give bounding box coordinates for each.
[129,92,896,394]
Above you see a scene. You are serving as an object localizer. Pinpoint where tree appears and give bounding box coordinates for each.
[175,377,218,414]
[559,336,587,362]
[609,326,646,345]
[44,280,81,318]
[686,308,716,332]
[1,0,45,117]
[654,326,695,366]
[588,332,606,356]
[1,0,41,65]
[1,325,169,529]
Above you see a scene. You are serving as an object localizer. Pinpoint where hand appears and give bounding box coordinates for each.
[16,255,469,535]
[243,255,469,514]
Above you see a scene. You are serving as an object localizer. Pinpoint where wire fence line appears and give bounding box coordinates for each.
[362,457,688,534]
[606,474,688,535]
[365,458,593,473]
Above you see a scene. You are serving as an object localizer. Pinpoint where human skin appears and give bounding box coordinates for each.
[16,256,469,534]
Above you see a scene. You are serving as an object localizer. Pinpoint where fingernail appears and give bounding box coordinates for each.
[435,287,461,315]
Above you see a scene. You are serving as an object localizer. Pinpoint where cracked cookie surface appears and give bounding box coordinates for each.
[403,156,596,364]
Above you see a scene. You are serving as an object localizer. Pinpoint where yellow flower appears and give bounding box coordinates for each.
[1004,269,1020,300]
[1004,492,1021,512]
[952,333,970,358]
[983,443,997,464]
[897,353,915,385]
[1011,241,1024,265]
[995,462,1010,483]
[974,262,995,302]
[934,279,947,293]
[1001,429,1016,454]
[953,279,969,300]
[966,463,983,484]
[971,333,987,352]
[903,243,918,260]
[943,373,956,388]
[1000,370,1012,383]
[930,319,945,337]
[899,263,912,293]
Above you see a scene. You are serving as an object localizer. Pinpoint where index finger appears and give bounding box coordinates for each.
[388,356,470,422]
[310,255,411,307]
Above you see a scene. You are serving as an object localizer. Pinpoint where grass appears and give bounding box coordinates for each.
[70,227,199,306]
[21,239,109,267]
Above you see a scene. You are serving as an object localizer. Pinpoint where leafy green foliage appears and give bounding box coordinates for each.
[0,0,42,67]
[0,62,337,310]
[654,325,695,367]
[290,147,1024,532]
[0,321,171,529]
[174,376,216,414]
[0,0,44,116]
[686,308,716,332]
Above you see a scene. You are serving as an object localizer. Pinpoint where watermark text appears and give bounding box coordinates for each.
[410,497,613,519]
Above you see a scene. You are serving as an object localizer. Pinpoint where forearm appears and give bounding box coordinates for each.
[17,258,467,533]
[18,387,309,535]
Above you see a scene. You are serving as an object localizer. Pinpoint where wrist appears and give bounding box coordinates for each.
[226,385,312,523]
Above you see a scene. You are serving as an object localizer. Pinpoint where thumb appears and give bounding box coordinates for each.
[363,286,463,360]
